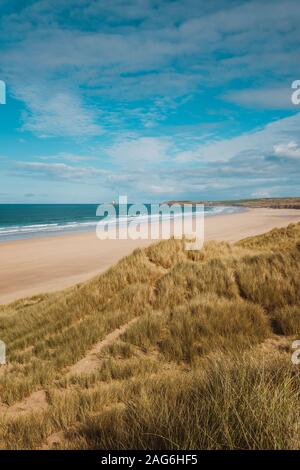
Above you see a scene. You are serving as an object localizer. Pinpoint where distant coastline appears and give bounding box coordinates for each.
[165,197,300,210]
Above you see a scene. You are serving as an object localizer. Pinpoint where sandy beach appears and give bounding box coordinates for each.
[1,207,299,305]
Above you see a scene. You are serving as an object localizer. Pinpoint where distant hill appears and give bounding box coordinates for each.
[165,197,300,209]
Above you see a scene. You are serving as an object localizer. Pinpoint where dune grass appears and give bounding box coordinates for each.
[0,223,299,449]
[68,353,300,450]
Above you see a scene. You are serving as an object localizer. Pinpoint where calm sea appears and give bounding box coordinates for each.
[0,204,240,241]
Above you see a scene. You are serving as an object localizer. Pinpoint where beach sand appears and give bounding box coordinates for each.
[1,207,300,305]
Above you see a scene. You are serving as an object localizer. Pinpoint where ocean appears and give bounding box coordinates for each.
[0,204,240,242]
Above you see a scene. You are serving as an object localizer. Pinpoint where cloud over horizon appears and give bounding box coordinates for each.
[0,0,300,202]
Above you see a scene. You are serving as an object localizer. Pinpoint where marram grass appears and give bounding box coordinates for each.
[0,223,299,449]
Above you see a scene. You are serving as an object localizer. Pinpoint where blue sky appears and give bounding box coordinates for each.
[0,0,300,203]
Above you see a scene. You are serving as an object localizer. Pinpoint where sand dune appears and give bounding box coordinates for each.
[0,207,299,304]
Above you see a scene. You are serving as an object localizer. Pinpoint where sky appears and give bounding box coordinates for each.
[0,0,300,203]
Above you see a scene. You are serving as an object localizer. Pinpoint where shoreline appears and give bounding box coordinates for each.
[1,207,300,305]
[0,205,240,243]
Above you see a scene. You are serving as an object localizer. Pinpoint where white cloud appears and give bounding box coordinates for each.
[223,86,295,110]
[1,0,300,201]
[18,161,107,181]
[8,109,300,200]
[1,0,300,138]
[273,141,300,159]
[174,112,300,163]
[18,88,103,138]
[37,152,96,162]
[106,137,172,166]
